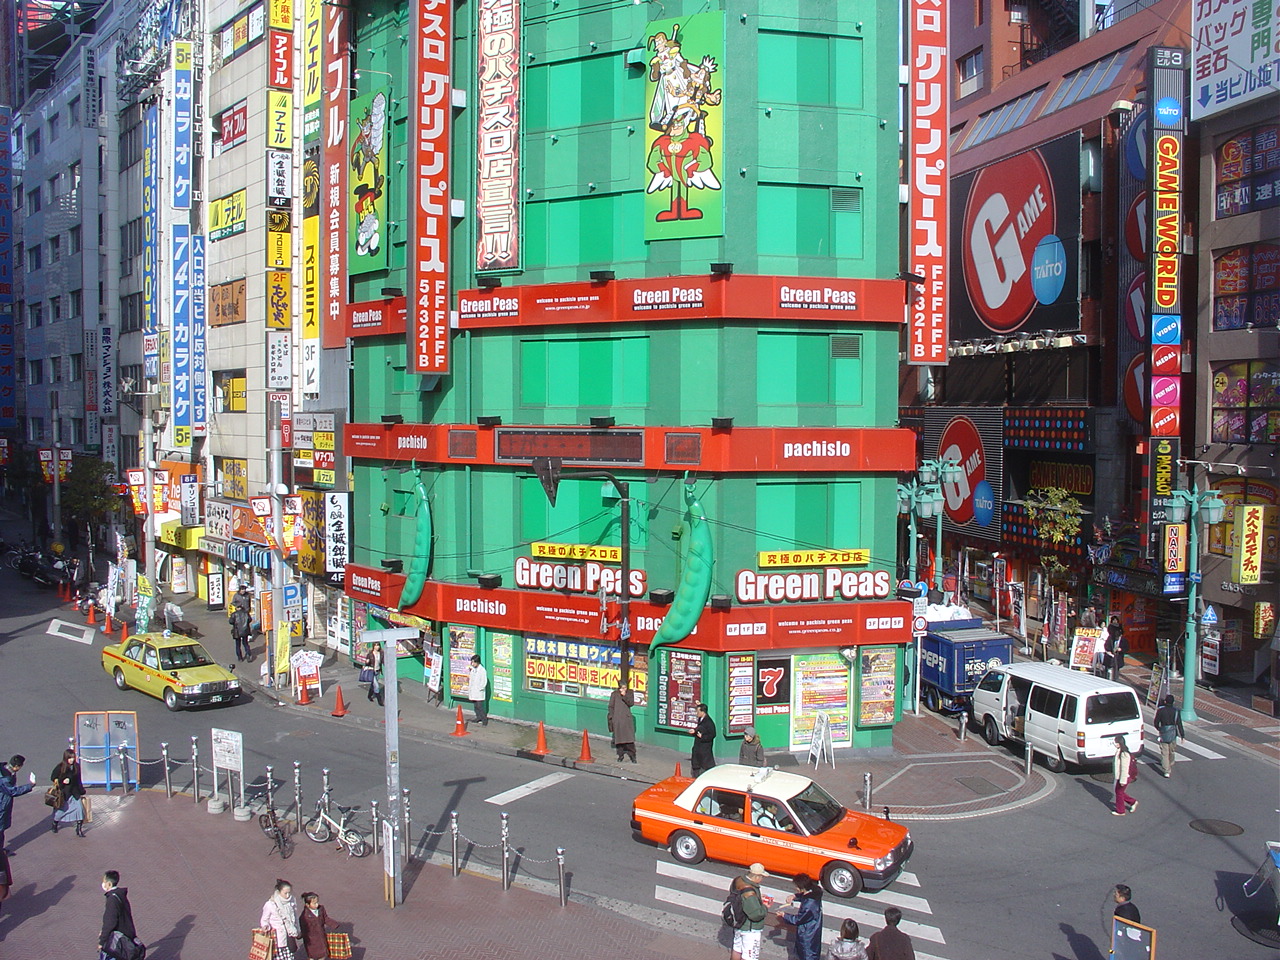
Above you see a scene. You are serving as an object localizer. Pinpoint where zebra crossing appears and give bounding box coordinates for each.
[1141,723,1226,764]
[650,859,956,960]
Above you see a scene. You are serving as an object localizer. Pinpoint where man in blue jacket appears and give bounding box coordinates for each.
[0,754,36,853]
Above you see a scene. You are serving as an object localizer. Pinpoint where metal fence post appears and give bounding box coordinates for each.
[191,736,200,802]
[322,767,331,811]
[556,847,567,907]
[450,811,459,877]
[161,742,171,799]
[401,787,411,860]
[370,800,381,855]
[293,762,303,830]
[958,712,968,741]
[862,771,872,811]
[265,765,274,812]
[1024,742,1034,775]
[118,744,130,794]
[500,811,511,891]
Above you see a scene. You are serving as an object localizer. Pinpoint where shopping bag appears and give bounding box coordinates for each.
[326,932,352,960]
[248,928,275,960]
[83,794,93,822]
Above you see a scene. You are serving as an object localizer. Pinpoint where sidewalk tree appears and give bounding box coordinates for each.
[62,455,119,526]
[1024,486,1083,589]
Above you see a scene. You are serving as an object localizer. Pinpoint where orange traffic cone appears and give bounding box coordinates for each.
[87,604,97,626]
[297,679,312,706]
[58,581,66,600]
[674,762,683,778]
[531,721,550,756]
[449,705,469,737]
[330,685,349,717]
[576,729,594,764]
[104,612,114,634]
[119,622,128,643]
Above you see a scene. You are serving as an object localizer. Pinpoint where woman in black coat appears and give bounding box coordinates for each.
[50,747,86,837]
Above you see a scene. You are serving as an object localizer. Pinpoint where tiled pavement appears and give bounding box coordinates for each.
[0,788,727,960]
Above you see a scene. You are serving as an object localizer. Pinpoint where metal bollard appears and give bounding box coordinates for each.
[322,768,331,813]
[118,744,130,794]
[293,762,303,830]
[500,812,511,890]
[862,771,873,811]
[265,765,274,812]
[402,788,411,860]
[557,847,567,907]
[883,806,891,821]
[161,743,172,798]
[450,811,460,877]
[370,800,380,855]
[191,736,200,802]
[958,712,968,741]
[1024,742,1034,775]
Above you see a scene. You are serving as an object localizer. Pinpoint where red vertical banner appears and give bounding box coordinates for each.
[321,2,350,348]
[408,0,453,374]
[907,0,948,366]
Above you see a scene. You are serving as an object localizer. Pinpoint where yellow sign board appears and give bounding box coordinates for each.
[269,0,295,31]
[531,542,622,563]
[209,189,248,241]
[222,458,249,501]
[266,270,292,328]
[302,215,319,338]
[267,90,293,149]
[757,549,870,567]
[1234,504,1265,585]
[267,228,290,269]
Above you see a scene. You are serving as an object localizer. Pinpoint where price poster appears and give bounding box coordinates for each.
[656,648,702,731]
[491,631,515,702]
[792,653,852,749]
[727,653,755,735]
[856,646,897,727]
[1069,627,1103,671]
[449,625,477,699]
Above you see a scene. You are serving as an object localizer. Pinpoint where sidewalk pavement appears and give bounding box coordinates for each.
[0,786,726,960]
[48,569,1280,821]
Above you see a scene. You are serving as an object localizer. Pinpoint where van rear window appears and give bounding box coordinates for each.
[1085,693,1139,724]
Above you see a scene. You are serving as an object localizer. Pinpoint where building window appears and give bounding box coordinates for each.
[69,418,84,445]
[1212,243,1280,330]
[120,293,144,332]
[27,302,43,328]
[1007,0,1029,22]
[1214,125,1280,219]
[50,357,62,382]
[958,49,984,99]
[26,245,41,271]
[70,353,84,380]
[48,235,61,263]
[28,359,44,384]
[26,130,40,156]
[69,161,81,198]
[213,369,248,413]
[1211,359,1280,443]
[50,296,62,322]
[27,418,44,443]
[69,225,82,254]
[68,97,80,124]
[47,113,59,140]
[958,87,1047,150]
[70,289,82,317]
[26,188,41,215]
[1040,47,1132,116]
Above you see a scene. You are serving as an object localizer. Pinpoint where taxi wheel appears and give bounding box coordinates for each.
[668,830,705,865]
[821,861,864,898]
[113,668,128,691]
[163,687,181,711]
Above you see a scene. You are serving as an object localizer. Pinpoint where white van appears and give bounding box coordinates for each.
[971,662,1144,772]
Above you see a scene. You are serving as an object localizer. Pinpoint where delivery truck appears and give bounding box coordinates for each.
[919,618,1013,714]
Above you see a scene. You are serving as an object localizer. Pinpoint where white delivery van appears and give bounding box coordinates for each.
[971,662,1144,772]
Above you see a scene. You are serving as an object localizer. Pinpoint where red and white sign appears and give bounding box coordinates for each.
[1150,406,1180,437]
[1123,354,1146,423]
[408,0,453,373]
[268,29,293,89]
[249,496,273,518]
[475,0,520,272]
[1151,343,1180,375]
[960,149,1058,332]
[906,0,949,365]
[344,563,405,607]
[215,100,249,154]
[345,297,408,338]
[1124,192,1148,260]
[1162,522,1187,573]
[937,416,986,524]
[321,1,349,348]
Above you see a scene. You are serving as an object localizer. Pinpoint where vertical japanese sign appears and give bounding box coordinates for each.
[302,0,321,395]
[267,91,293,149]
[180,474,200,526]
[171,41,193,209]
[1147,48,1189,446]
[642,14,724,242]
[303,0,322,137]
[99,323,116,426]
[190,236,207,437]
[475,0,520,271]
[322,0,350,349]
[1234,504,1265,584]
[1191,0,1280,119]
[348,89,389,271]
[142,104,159,334]
[324,492,349,573]
[1145,436,1181,557]
[171,224,192,446]
[907,0,948,365]
[83,328,101,447]
[0,106,15,428]
[269,29,293,89]
[266,330,292,389]
[408,0,453,373]
[266,270,292,328]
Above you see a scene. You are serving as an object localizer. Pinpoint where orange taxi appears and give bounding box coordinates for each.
[630,764,912,897]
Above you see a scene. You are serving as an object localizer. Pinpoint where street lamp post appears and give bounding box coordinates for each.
[897,474,946,583]
[1164,484,1226,723]
[917,458,961,593]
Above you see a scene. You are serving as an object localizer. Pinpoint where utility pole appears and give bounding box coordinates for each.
[50,390,62,549]
[142,386,157,588]
[268,397,285,685]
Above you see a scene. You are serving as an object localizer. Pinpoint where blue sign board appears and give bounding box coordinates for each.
[191,235,207,436]
[171,224,191,444]
[1162,573,1186,595]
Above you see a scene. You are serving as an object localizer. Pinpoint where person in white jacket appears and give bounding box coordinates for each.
[467,655,489,726]
[260,878,300,960]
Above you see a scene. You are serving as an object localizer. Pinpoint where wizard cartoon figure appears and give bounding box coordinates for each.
[645,25,722,222]
[350,92,388,257]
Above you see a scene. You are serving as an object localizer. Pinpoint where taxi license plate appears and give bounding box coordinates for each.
[211,695,224,703]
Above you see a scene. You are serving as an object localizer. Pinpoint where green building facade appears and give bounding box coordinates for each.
[337,0,917,754]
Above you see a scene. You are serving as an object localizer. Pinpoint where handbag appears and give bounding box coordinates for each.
[106,929,147,960]
[43,785,63,808]
[326,931,353,960]
[358,666,375,684]
[248,928,275,960]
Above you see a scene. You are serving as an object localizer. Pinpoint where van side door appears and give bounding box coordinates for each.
[1026,685,1065,756]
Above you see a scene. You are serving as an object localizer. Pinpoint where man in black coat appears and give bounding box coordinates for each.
[100,870,137,955]
[1107,616,1128,681]
[1153,694,1186,778]
[690,703,716,778]
[230,587,253,662]
[1113,883,1140,924]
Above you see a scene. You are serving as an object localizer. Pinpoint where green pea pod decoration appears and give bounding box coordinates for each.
[649,483,714,651]
[397,474,432,609]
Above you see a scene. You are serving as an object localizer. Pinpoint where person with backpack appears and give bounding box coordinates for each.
[99,870,144,960]
[1153,694,1185,778]
[725,862,769,960]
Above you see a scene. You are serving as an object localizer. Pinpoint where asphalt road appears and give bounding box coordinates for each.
[3,568,1278,960]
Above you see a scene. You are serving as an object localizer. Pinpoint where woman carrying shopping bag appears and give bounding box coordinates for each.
[50,748,86,837]
[260,878,301,960]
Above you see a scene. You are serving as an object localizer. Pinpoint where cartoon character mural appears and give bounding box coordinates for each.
[643,15,725,240]
[349,90,389,267]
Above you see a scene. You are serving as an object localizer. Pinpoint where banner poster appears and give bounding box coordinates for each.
[1069,627,1103,671]
[491,631,515,702]
[190,237,207,435]
[791,653,853,747]
[171,224,193,445]
[853,649,894,729]
[475,0,521,271]
[171,41,193,208]
[449,625,477,699]
[656,647,702,730]
[642,13,724,241]
[348,89,389,270]
[726,653,755,734]
[142,104,158,331]
[207,560,225,611]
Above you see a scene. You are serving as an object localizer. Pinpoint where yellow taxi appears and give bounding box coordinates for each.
[631,764,912,897]
[102,632,241,711]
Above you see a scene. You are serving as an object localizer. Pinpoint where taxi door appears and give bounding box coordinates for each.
[120,640,149,688]
[747,798,808,877]
[690,788,748,864]
[139,643,166,697]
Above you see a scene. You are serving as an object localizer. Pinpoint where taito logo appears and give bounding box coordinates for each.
[938,416,992,526]
[961,149,1064,332]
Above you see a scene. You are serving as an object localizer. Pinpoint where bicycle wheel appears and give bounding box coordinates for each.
[259,813,276,838]
[342,831,371,858]
[305,817,332,843]
[278,834,294,859]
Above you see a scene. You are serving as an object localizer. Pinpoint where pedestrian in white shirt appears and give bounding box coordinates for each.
[467,655,489,726]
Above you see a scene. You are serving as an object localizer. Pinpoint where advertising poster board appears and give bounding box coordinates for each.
[1069,627,1103,671]
[756,657,791,715]
[491,632,515,702]
[656,648,702,731]
[793,653,853,748]
[727,653,755,735]
[449,625,477,699]
[854,647,896,728]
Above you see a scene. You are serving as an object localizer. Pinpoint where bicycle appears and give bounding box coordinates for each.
[259,806,294,860]
[304,799,371,857]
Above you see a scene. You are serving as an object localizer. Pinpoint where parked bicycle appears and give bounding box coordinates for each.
[259,806,294,860]
[304,798,370,857]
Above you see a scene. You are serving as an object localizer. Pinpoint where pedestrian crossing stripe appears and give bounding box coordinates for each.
[1141,723,1225,760]
[656,861,933,914]
[653,861,946,945]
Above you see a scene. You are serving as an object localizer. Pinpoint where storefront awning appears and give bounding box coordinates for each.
[160,520,204,551]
